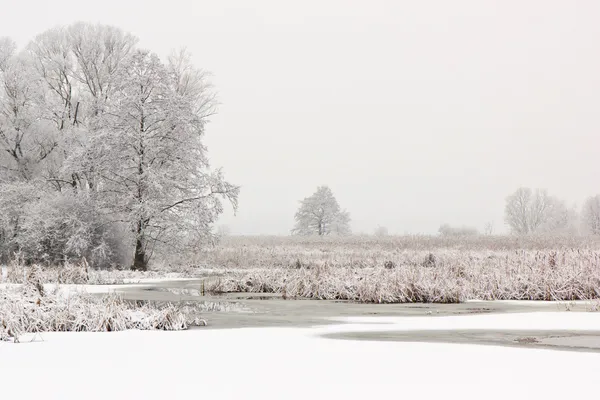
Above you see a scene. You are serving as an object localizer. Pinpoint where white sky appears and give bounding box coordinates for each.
[1,0,599,235]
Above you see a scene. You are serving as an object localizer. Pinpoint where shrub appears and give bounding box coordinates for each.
[0,273,209,343]
[1,183,130,268]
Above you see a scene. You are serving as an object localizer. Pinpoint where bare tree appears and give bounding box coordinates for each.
[504,187,572,235]
[68,23,138,113]
[292,186,351,236]
[0,24,238,269]
[25,24,138,192]
[483,221,494,235]
[542,203,579,235]
[0,37,16,71]
[27,27,77,130]
[582,195,600,235]
[96,49,237,270]
[0,47,61,184]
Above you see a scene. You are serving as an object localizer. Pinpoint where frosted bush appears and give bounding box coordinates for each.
[16,189,130,268]
[0,180,130,268]
[0,274,209,343]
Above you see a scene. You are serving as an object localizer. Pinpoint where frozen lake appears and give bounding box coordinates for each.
[75,278,600,352]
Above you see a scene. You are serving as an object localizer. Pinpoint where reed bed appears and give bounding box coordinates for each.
[3,235,600,304]
[1,259,189,285]
[203,247,600,303]
[0,267,209,342]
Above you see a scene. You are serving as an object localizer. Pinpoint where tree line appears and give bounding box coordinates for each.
[292,186,600,237]
[504,187,599,236]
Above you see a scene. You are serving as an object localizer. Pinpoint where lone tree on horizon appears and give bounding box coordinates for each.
[292,186,351,236]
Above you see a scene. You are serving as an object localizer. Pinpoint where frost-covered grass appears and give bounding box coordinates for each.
[1,260,189,285]
[0,267,210,342]
[3,258,92,284]
[0,259,244,285]
[3,235,600,304]
[197,234,600,269]
[205,252,600,303]
[197,236,600,303]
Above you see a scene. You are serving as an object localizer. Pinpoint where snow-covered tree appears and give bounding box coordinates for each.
[25,24,137,191]
[292,186,351,236]
[0,37,15,70]
[94,49,237,270]
[67,22,138,114]
[0,23,238,269]
[582,195,600,235]
[541,202,579,235]
[483,221,494,235]
[504,187,573,235]
[0,45,57,182]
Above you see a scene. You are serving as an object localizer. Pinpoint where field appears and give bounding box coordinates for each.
[192,235,600,303]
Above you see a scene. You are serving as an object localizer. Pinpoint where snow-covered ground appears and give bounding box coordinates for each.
[1,312,599,399]
[0,282,153,296]
[120,277,202,284]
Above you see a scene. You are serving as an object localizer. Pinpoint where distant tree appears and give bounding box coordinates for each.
[438,224,479,237]
[504,187,572,235]
[554,205,580,236]
[483,221,494,236]
[582,195,600,235]
[374,226,388,237]
[292,186,351,236]
[216,224,231,237]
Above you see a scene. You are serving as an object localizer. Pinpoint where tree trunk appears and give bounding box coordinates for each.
[132,238,147,271]
[131,221,148,271]
[131,114,148,271]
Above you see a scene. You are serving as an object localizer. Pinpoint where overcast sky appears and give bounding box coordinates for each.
[2,1,599,235]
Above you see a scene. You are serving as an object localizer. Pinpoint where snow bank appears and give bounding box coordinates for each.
[0,282,152,297]
[1,312,599,399]
[120,277,201,284]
